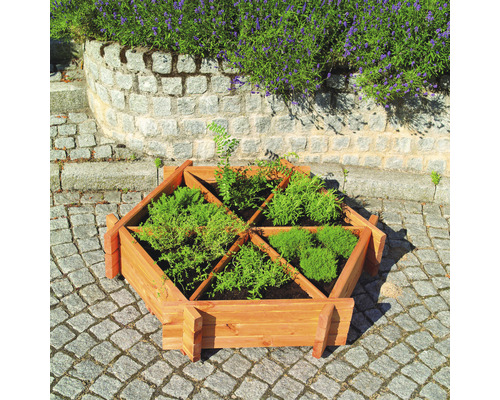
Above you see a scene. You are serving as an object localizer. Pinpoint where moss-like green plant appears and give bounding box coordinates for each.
[210,242,293,300]
[299,248,338,282]
[268,227,314,260]
[316,226,358,259]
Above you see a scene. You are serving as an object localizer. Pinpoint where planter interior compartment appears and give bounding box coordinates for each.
[104,160,386,361]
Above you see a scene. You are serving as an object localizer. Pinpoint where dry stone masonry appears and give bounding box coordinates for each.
[84,40,450,176]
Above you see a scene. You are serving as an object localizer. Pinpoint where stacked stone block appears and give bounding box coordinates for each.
[84,40,450,175]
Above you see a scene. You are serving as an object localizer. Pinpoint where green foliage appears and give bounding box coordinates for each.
[154,158,162,169]
[268,227,314,260]
[264,173,342,225]
[210,243,293,300]
[210,122,294,211]
[135,187,246,293]
[431,170,442,186]
[300,247,338,282]
[316,226,359,259]
[51,0,450,105]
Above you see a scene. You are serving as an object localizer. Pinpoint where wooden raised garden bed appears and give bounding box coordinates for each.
[104,160,386,361]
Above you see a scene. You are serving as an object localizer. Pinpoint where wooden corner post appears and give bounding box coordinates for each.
[104,214,120,278]
[182,306,203,362]
[312,303,335,358]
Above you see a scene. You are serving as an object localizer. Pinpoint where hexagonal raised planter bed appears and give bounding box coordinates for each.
[104,160,386,361]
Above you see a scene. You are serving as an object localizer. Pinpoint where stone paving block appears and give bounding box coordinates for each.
[351,371,383,398]
[89,374,123,399]
[110,328,142,350]
[80,284,106,305]
[110,355,142,382]
[251,358,284,384]
[142,360,173,386]
[64,332,97,358]
[113,305,141,325]
[52,376,85,399]
[183,361,215,381]
[51,325,76,349]
[51,352,75,377]
[163,375,194,398]
[66,312,96,333]
[387,375,418,399]
[51,307,69,328]
[310,375,340,399]
[288,360,317,384]
[234,377,269,400]
[419,382,448,400]
[89,341,121,365]
[69,359,104,382]
[222,354,252,378]
[51,278,74,298]
[61,292,87,314]
[57,253,85,273]
[325,360,355,381]
[129,342,160,365]
[344,347,369,368]
[387,343,415,364]
[68,268,95,288]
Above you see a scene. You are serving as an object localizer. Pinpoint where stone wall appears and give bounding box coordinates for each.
[84,40,450,176]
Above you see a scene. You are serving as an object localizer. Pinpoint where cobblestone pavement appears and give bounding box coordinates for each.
[50,189,450,400]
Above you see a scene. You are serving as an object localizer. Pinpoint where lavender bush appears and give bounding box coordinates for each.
[50,0,450,105]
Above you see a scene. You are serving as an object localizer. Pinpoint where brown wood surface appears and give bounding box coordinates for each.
[105,214,120,278]
[182,306,203,362]
[330,227,371,299]
[161,298,354,352]
[312,303,335,358]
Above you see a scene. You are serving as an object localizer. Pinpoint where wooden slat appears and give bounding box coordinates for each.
[312,303,335,358]
[330,227,371,299]
[103,160,192,257]
[161,299,354,350]
[249,232,326,299]
[182,306,203,362]
[252,226,361,237]
[105,214,120,278]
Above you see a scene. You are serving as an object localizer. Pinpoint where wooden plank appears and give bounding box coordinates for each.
[162,298,354,324]
[103,160,192,256]
[249,232,326,299]
[364,215,384,276]
[182,306,203,362]
[162,298,354,350]
[330,227,371,299]
[252,226,361,237]
[105,214,120,278]
[312,303,335,358]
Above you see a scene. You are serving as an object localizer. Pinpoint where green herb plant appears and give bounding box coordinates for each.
[269,226,358,283]
[264,173,342,226]
[431,170,442,186]
[210,242,294,300]
[135,187,247,295]
[155,158,162,169]
[209,121,295,211]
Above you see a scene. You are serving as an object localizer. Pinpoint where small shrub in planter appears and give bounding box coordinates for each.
[263,173,343,226]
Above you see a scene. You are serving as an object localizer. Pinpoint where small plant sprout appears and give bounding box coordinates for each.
[431,170,442,186]
[155,158,162,169]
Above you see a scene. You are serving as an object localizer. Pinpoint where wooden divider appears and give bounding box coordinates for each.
[104,160,192,279]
